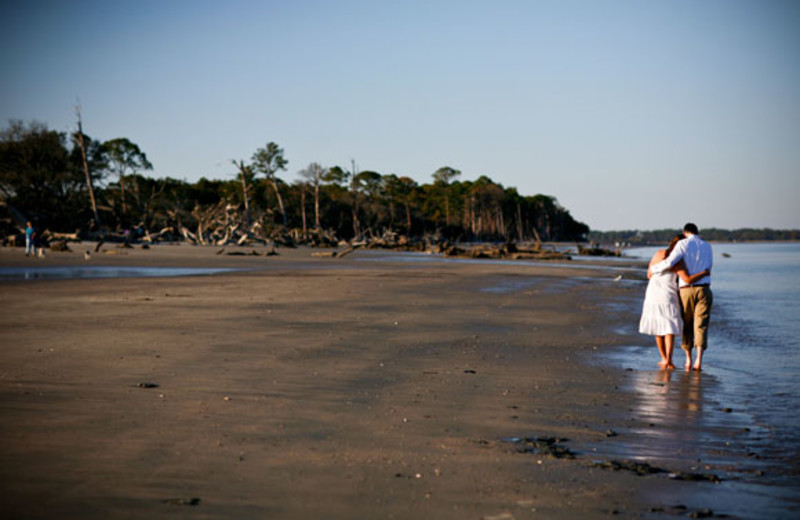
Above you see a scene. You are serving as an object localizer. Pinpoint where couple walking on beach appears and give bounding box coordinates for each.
[639,223,713,371]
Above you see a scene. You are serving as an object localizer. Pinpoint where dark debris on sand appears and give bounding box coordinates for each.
[162,497,200,506]
[504,436,577,459]
[502,435,723,483]
[591,459,722,483]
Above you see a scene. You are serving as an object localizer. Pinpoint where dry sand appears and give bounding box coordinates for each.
[0,243,730,518]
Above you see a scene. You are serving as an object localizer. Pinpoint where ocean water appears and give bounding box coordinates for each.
[615,242,800,517]
[625,243,800,437]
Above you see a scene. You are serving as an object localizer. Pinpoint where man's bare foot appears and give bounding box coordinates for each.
[693,347,704,372]
[658,359,668,368]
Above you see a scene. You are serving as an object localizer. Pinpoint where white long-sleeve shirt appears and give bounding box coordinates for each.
[650,234,713,287]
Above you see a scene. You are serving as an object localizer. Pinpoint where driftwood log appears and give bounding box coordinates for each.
[577,244,621,257]
[308,229,572,262]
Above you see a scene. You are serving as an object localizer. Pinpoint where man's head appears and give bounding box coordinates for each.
[683,222,699,236]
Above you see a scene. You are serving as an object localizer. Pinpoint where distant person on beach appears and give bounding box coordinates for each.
[649,223,713,371]
[25,221,37,257]
[639,235,710,369]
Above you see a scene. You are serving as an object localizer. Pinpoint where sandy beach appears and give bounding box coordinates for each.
[0,244,784,519]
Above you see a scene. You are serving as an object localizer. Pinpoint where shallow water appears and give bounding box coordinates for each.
[603,243,800,518]
[0,266,237,280]
[355,249,642,273]
[624,243,800,453]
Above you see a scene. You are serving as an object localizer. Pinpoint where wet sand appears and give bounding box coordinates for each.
[0,244,785,518]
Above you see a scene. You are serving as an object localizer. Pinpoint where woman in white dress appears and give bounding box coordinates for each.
[639,236,710,369]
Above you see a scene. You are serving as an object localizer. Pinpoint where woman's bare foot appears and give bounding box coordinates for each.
[665,362,675,370]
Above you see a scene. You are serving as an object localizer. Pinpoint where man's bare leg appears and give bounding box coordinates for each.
[683,347,692,370]
[693,346,704,371]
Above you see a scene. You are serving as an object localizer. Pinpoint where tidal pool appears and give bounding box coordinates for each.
[0,266,237,281]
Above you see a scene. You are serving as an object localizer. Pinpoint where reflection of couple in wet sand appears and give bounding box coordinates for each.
[639,223,713,371]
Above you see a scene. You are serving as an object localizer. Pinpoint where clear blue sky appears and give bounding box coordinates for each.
[2,0,798,231]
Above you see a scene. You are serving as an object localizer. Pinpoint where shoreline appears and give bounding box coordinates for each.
[0,244,794,518]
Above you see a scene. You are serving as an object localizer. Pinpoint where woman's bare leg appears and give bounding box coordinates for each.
[664,334,675,369]
[655,336,667,367]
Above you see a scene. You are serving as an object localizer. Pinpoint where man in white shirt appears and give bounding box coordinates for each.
[650,223,713,371]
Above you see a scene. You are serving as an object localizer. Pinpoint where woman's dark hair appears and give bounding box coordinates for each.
[666,235,683,256]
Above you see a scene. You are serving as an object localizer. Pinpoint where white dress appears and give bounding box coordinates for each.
[638,269,682,336]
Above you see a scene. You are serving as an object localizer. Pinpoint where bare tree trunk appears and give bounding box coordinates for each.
[498,207,505,238]
[234,160,251,225]
[516,202,524,242]
[471,197,477,235]
[120,175,127,216]
[314,178,320,229]
[301,188,307,237]
[463,194,469,231]
[405,201,411,233]
[350,160,360,238]
[133,176,141,211]
[532,225,542,246]
[272,180,287,227]
[74,106,101,229]
[352,193,360,238]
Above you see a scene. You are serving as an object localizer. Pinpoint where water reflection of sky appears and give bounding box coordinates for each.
[0,266,237,280]
[602,351,766,470]
[598,346,800,519]
[356,249,643,273]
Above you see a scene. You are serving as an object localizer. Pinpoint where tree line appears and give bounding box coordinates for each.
[588,228,800,244]
[0,119,590,243]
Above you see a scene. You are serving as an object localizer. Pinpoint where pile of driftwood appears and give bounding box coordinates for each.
[310,230,572,261]
[177,202,271,246]
[577,244,621,257]
[445,241,571,261]
[175,202,345,249]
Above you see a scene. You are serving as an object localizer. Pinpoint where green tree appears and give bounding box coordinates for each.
[232,159,255,224]
[0,119,100,231]
[354,170,383,233]
[298,162,327,230]
[432,166,461,226]
[251,142,288,227]
[325,165,350,187]
[103,137,153,219]
[396,176,417,233]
